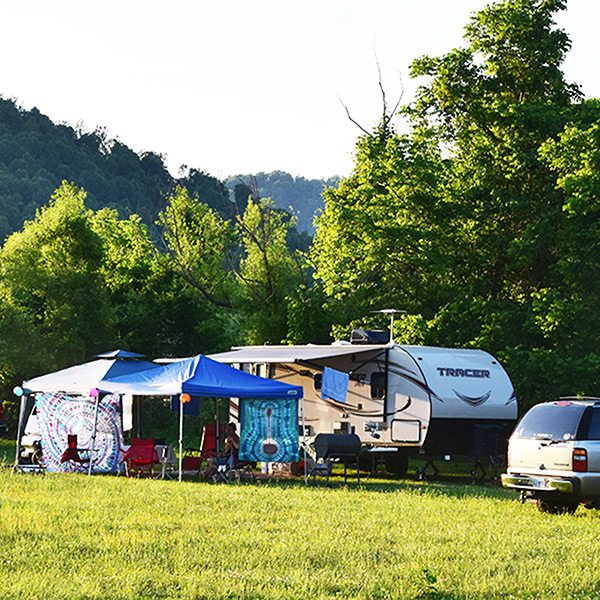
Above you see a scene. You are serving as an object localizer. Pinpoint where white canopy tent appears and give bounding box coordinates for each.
[15,351,159,471]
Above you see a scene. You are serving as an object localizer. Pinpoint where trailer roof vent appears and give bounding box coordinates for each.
[350,329,389,345]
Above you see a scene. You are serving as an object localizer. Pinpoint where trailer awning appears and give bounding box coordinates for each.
[209,344,390,364]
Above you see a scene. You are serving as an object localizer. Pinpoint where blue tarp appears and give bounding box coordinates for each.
[98,354,303,399]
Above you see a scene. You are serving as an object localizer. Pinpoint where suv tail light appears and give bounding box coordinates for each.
[573,448,588,472]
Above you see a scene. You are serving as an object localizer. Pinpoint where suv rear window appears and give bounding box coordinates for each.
[512,403,587,441]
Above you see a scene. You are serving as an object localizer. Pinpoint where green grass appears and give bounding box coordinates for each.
[1,450,600,599]
[0,438,16,464]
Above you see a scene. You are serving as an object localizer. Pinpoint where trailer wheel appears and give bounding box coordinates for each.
[385,453,409,477]
[358,454,373,473]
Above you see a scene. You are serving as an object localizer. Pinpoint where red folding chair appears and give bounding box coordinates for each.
[60,434,90,472]
[123,438,158,478]
[199,423,222,460]
[181,423,223,477]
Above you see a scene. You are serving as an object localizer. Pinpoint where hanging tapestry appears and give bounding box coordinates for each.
[122,394,133,431]
[239,398,298,463]
[35,393,124,473]
[169,394,200,417]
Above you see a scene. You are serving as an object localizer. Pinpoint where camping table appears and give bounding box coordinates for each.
[154,444,176,479]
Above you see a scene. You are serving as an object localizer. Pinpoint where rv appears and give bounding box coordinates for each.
[210,330,518,475]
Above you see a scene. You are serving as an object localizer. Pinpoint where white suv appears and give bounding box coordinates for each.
[502,398,600,513]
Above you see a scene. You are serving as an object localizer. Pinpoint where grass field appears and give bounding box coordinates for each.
[1,440,600,600]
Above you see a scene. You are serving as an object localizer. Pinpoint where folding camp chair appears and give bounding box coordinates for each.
[229,455,257,483]
[177,423,223,478]
[199,422,222,461]
[154,443,177,479]
[60,434,89,471]
[215,446,256,483]
[180,448,203,477]
[214,455,233,483]
[123,438,158,478]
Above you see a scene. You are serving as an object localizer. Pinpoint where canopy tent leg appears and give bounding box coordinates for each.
[302,396,307,484]
[15,393,31,467]
[88,392,101,476]
[135,396,144,438]
[177,393,193,482]
[215,398,220,455]
[178,398,184,482]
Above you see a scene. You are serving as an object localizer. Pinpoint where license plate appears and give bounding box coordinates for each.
[530,476,547,488]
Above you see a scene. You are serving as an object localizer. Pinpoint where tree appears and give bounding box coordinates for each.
[92,204,235,358]
[153,184,307,345]
[409,0,581,300]
[225,171,340,234]
[235,196,301,344]
[177,167,235,219]
[312,124,450,330]
[154,186,235,309]
[0,181,114,369]
[313,0,600,407]
[405,0,599,405]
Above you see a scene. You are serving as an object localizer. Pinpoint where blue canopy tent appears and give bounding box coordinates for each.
[98,355,305,481]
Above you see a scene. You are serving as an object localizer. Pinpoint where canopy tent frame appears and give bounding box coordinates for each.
[14,351,159,469]
[99,354,306,482]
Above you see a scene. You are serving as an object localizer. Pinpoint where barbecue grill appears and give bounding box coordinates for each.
[314,433,361,459]
[311,433,361,484]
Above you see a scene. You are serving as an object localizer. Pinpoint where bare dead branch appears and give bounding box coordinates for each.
[374,48,404,130]
[339,50,405,135]
[337,95,371,136]
[375,50,388,120]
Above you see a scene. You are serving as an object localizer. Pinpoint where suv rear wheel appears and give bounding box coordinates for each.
[536,497,578,515]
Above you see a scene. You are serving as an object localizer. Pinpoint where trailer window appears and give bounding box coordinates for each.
[253,363,273,378]
[371,372,386,400]
[313,373,322,391]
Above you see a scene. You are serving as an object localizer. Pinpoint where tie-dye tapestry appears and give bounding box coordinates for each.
[35,393,124,473]
[239,398,298,463]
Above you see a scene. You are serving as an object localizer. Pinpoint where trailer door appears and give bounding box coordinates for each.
[387,347,431,445]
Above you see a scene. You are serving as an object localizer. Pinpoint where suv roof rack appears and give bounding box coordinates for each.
[556,396,600,403]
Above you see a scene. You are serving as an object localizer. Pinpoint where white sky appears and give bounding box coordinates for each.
[0,1,597,181]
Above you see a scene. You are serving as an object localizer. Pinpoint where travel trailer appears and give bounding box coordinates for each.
[210,330,518,475]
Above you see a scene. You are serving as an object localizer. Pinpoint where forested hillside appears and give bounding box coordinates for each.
[225,172,339,233]
[0,96,333,241]
[0,97,237,242]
